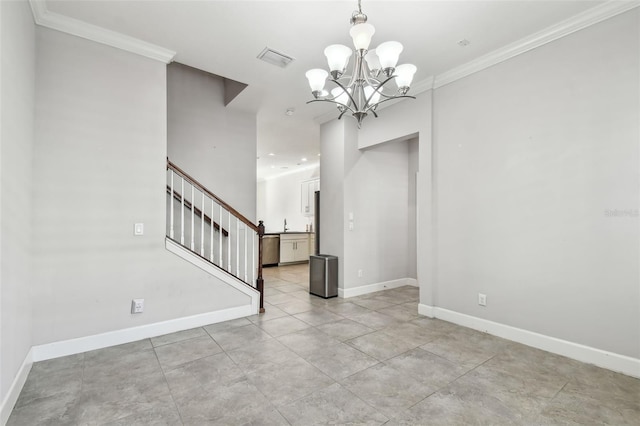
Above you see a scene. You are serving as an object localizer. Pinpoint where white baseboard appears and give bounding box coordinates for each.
[406,278,418,287]
[31,304,253,362]
[418,303,435,318]
[418,304,640,379]
[339,278,415,298]
[1,348,33,425]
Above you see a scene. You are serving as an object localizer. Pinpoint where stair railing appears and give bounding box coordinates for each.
[166,159,265,313]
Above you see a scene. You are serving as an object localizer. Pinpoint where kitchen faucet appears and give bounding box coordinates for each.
[283,218,289,233]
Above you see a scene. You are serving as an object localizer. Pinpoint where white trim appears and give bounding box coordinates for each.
[339,278,415,299]
[418,303,435,318]
[31,305,252,362]
[165,238,260,314]
[418,305,640,379]
[406,278,418,287]
[28,0,175,63]
[433,1,640,89]
[28,0,637,94]
[1,348,33,425]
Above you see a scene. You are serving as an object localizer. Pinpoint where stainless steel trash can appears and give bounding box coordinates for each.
[309,254,338,298]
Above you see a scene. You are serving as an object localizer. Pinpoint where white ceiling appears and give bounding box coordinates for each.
[45,0,605,180]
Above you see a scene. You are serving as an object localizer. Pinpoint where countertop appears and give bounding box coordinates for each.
[264,231,315,236]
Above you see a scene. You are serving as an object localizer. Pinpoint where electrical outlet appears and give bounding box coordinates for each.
[358,269,363,278]
[131,299,144,314]
[478,293,487,307]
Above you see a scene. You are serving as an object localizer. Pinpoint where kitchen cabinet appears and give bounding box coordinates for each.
[301,179,320,217]
[279,233,310,264]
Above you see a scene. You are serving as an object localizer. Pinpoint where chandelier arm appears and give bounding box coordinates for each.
[363,74,395,108]
[306,98,357,116]
[374,74,397,91]
[330,79,360,112]
[364,94,417,113]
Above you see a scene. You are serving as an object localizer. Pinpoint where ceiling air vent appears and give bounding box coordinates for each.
[257,47,295,68]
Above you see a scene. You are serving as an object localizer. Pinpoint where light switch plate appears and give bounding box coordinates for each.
[134,223,144,236]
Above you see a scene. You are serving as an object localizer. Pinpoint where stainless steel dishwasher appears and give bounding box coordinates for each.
[262,235,280,266]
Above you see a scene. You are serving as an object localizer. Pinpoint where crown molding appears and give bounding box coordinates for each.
[28,0,175,63]
[410,75,435,96]
[434,0,640,89]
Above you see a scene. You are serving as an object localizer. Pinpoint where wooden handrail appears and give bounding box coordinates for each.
[166,186,229,237]
[167,160,258,232]
[166,158,266,314]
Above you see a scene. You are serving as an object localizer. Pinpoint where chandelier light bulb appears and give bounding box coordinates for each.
[331,87,351,106]
[324,45,353,78]
[394,64,417,93]
[305,69,329,95]
[364,85,381,106]
[376,41,403,75]
[364,49,381,76]
[349,23,375,51]
[331,87,351,112]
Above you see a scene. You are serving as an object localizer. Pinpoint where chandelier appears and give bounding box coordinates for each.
[305,0,417,128]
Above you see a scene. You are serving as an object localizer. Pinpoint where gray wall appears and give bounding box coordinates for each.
[343,136,411,288]
[321,9,639,359]
[0,0,35,403]
[31,28,250,345]
[320,117,417,291]
[356,92,434,305]
[320,120,346,287]
[167,63,257,222]
[434,9,639,358]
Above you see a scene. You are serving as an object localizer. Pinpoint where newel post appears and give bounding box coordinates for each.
[257,220,265,313]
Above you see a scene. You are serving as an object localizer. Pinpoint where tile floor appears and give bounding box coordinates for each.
[8,263,640,425]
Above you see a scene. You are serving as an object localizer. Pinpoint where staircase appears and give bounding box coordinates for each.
[165,159,265,313]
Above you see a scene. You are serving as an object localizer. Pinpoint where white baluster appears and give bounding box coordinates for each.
[180,178,185,245]
[210,199,214,262]
[244,225,248,282]
[169,171,174,239]
[219,205,223,267]
[200,192,205,256]
[190,185,195,251]
[236,220,240,278]
[227,210,231,272]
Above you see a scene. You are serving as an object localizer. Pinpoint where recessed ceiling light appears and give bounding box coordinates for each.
[301,157,307,162]
[458,39,470,47]
[285,108,295,116]
[268,152,275,156]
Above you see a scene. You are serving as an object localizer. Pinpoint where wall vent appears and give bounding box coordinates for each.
[257,47,295,68]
